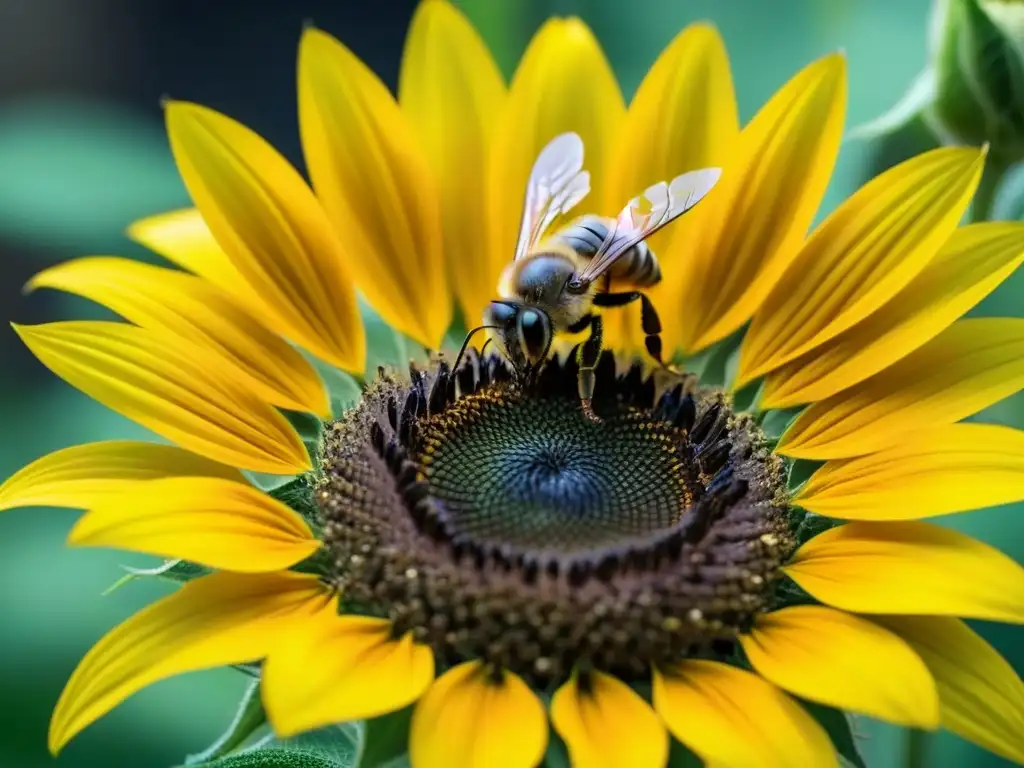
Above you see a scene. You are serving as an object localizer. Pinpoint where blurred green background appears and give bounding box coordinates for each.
[0,0,1020,766]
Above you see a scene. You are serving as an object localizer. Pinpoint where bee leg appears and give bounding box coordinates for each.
[576,314,603,423]
[591,289,664,359]
[637,293,666,366]
[593,291,689,379]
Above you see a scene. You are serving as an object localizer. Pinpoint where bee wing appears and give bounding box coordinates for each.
[514,133,591,261]
[575,167,722,284]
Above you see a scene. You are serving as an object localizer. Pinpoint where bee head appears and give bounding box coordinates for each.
[484,301,552,368]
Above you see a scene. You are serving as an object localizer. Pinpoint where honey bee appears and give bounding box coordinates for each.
[456,132,721,421]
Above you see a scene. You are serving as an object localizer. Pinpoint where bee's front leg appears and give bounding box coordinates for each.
[575,314,604,423]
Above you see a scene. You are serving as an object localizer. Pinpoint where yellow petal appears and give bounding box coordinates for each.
[489,18,625,285]
[49,571,331,754]
[777,318,1024,459]
[741,605,939,728]
[15,321,310,475]
[27,257,330,418]
[652,661,836,768]
[762,222,1024,408]
[299,28,449,348]
[876,615,1024,765]
[794,424,1024,520]
[263,612,434,738]
[604,22,739,356]
[669,54,846,352]
[165,101,365,371]
[68,477,320,572]
[410,661,548,768]
[738,147,986,385]
[126,208,239,288]
[0,441,241,512]
[551,670,667,768]
[786,521,1024,623]
[608,22,737,242]
[399,0,506,326]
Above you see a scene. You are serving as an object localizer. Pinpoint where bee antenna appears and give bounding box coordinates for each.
[453,325,500,374]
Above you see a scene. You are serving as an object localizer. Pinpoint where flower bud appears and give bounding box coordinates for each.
[931,0,1024,161]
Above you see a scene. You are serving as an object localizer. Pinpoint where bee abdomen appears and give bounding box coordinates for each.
[555,214,662,288]
[555,214,608,256]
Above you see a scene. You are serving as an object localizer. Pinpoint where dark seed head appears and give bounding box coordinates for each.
[318,353,791,686]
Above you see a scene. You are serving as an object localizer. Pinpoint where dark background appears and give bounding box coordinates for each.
[1,0,1019,766]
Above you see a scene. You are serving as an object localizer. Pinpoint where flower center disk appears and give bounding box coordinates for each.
[420,391,697,555]
[319,353,793,686]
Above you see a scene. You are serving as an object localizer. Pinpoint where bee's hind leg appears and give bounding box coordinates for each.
[593,291,694,387]
[574,314,604,423]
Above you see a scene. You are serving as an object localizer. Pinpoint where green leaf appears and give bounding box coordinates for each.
[799,700,868,768]
[195,724,361,768]
[282,724,361,766]
[185,680,267,765]
[355,707,414,768]
[200,749,340,768]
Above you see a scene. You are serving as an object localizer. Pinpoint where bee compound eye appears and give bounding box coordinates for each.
[485,301,516,326]
[518,310,549,361]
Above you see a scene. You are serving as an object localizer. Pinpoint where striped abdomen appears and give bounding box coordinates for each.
[553,214,663,287]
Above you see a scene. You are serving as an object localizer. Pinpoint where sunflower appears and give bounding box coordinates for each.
[4,1,1024,766]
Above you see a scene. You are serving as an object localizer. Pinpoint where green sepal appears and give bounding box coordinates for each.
[268,475,330,575]
[795,511,842,545]
[282,410,325,464]
[360,298,427,380]
[787,458,823,491]
[542,731,703,767]
[301,349,362,418]
[760,407,801,444]
[731,378,763,415]
[102,557,209,595]
[542,729,571,768]
[184,680,267,766]
[269,476,321,530]
[680,328,744,390]
[354,707,414,768]
[771,509,838,610]
[799,700,868,768]
[666,740,703,767]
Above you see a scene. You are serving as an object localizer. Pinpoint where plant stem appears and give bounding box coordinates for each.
[903,729,928,768]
